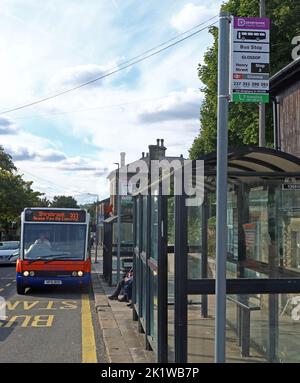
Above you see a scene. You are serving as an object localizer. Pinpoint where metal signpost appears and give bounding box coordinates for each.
[215,13,270,363]
[259,0,266,147]
[215,11,230,363]
[230,16,270,103]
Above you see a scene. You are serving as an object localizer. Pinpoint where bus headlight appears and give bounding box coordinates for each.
[23,271,29,277]
[78,271,83,277]
[29,271,35,277]
[72,271,77,277]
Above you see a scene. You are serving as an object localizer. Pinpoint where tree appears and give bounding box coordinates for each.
[38,196,51,207]
[81,202,96,226]
[0,146,16,172]
[0,147,45,239]
[50,195,78,208]
[189,0,300,159]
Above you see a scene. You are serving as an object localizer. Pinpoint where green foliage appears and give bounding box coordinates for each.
[189,0,300,159]
[0,147,45,237]
[50,195,78,208]
[0,146,16,172]
[167,197,175,245]
[187,206,202,245]
[38,196,51,207]
[81,202,96,225]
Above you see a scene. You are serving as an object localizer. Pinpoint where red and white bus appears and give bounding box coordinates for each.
[16,208,91,294]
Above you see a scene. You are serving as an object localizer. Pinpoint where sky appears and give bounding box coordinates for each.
[0,0,224,203]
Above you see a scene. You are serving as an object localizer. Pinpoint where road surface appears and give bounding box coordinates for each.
[0,265,107,363]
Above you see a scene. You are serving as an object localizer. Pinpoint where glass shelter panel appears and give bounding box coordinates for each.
[193,180,300,281]
[187,204,201,280]
[149,270,158,347]
[187,293,300,363]
[134,198,141,310]
[111,222,133,285]
[151,195,158,261]
[279,188,300,273]
[149,192,159,344]
[227,189,238,259]
[167,196,175,362]
[142,196,147,253]
[247,186,269,264]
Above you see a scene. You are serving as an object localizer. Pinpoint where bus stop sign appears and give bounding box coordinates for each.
[230,16,270,103]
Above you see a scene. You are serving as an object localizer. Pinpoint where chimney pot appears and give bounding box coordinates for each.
[161,139,164,147]
[142,152,145,158]
[120,152,126,167]
[156,138,160,146]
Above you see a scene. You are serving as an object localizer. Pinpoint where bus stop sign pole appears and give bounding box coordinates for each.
[215,11,230,363]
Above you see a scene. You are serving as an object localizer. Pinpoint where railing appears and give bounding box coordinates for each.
[227,295,261,357]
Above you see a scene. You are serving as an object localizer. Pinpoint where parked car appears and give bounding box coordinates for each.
[8,249,20,264]
[0,241,20,264]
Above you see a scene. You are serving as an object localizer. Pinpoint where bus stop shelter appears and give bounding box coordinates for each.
[132,146,300,363]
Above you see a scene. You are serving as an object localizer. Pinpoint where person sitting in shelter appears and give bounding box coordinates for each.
[108,268,133,302]
[123,276,133,307]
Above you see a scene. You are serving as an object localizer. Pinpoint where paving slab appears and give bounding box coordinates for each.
[91,252,155,363]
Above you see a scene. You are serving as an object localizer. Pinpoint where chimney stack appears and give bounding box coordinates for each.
[120,152,126,167]
[148,138,166,160]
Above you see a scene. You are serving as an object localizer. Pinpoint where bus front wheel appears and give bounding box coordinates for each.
[17,284,26,295]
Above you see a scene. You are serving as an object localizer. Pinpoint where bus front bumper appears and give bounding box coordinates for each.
[16,272,91,288]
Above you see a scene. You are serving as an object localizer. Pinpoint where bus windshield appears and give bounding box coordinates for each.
[23,223,87,260]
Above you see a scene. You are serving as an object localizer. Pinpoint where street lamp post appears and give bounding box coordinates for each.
[114,162,121,283]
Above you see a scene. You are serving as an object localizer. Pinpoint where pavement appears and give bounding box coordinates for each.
[91,250,155,363]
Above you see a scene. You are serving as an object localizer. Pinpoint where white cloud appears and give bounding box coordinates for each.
[5,146,35,161]
[37,149,67,162]
[0,1,224,200]
[52,62,119,88]
[171,3,218,32]
[58,156,108,174]
[3,144,66,163]
[0,116,18,135]
[136,88,201,123]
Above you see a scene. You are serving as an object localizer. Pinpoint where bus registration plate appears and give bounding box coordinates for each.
[44,280,62,285]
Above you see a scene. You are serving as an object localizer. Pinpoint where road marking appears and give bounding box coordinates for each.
[5,300,79,311]
[81,294,97,363]
[2,315,31,327]
[0,315,54,328]
[31,315,54,327]
[5,283,11,287]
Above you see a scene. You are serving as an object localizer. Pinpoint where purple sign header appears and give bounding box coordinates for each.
[234,17,270,30]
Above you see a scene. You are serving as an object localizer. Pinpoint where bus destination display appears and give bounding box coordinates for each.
[25,209,86,223]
